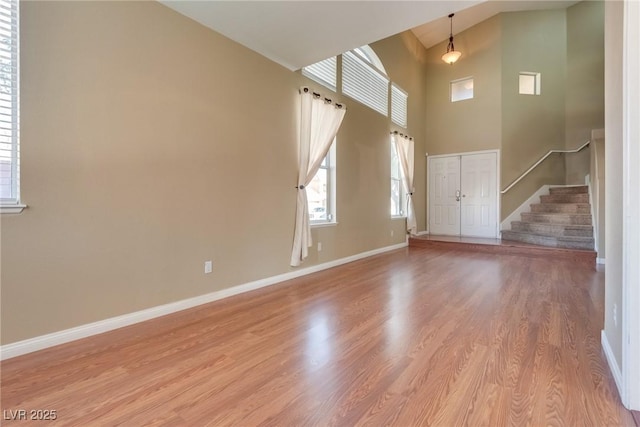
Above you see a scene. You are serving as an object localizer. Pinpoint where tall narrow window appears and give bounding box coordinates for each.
[308,139,336,224]
[390,139,405,217]
[0,0,20,212]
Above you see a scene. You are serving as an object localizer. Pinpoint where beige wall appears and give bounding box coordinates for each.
[500,10,568,219]
[565,1,604,185]
[424,10,572,221]
[604,0,624,370]
[372,32,429,233]
[0,1,428,344]
[425,15,502,157]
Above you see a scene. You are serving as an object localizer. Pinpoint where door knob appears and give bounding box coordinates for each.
[455,190,461,201]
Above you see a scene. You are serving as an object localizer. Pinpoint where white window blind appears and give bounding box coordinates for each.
[302,57,337,91]
[342,50,389,116]
[0,0,19,204]
[391,84,408,128]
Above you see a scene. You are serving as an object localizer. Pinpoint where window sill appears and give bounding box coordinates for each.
[1,204,27,214]
[391,215,407,220]
[311,221,338,229]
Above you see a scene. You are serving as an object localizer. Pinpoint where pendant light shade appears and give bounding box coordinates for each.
[442,13,462,65]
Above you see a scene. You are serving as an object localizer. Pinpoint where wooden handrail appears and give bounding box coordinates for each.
[500,140,591,194]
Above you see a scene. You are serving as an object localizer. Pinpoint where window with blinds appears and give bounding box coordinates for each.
[302,56,337,91]
[342,50,389,117]
[391,84,408,128]
[0,0,19,205]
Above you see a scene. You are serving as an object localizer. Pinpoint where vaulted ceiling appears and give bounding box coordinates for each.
[160,0,579,71]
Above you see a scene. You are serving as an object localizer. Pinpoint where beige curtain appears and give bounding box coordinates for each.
[290,88,346,267]
[393,132,417,235]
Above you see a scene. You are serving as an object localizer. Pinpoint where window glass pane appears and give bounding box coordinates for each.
[390,143,400,179]
[391,179,402,216]
[308,167,328,221]
[519,72,541,95]
[390,140,405,217]
[352,45,387,75]
[451,77,474,102]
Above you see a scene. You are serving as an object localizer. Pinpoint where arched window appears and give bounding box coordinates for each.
[301,45,407,127]
[352,45,387,76]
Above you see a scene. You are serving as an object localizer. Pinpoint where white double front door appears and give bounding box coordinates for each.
[428,151,498,238]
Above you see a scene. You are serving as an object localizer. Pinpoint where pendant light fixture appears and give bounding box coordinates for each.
[442,13,462,65]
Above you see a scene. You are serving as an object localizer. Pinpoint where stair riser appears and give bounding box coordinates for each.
[549,186,588,195]
[530,204,591,214]
[540,194,589,204]
[512,223,593,237]
[521,213,592,225]
[502,231,594,250]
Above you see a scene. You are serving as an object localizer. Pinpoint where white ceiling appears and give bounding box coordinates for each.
[160,0,579,71]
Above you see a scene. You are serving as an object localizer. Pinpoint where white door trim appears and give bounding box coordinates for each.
[426,149,500,239]
[622,0,640,411]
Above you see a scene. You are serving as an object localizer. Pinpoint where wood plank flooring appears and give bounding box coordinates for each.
[410,235,597,267]
[1,246,633,426]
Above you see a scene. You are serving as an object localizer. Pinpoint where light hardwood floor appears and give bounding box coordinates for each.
[1,246,634,426]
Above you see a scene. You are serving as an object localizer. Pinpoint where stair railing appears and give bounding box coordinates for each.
[500,140,591,194]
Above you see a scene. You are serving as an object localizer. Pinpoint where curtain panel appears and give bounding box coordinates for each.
[290,88,346,267]
[392,132,417,235]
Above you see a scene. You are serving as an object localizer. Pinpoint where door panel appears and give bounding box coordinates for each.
[428,151,498,238]
[429,156,461,235]
[460,153,498,238]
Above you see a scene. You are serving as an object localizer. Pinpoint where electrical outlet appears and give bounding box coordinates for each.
[204,260,213,274]
[391,230,394,237]
[317,242,322,252]
[613,304,617,327]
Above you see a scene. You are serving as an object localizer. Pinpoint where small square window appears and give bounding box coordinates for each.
[519,72,541,95]
[450,77,474,102]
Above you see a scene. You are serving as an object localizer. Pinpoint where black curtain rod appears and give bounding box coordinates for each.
[391,130,413,141]
[300,87,345,109]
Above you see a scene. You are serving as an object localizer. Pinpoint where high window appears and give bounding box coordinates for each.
[300,46,407,124]
[450,77,474,102]
[391,84,408,128]
[0,0,20,212]
[302,57,337,91]
[519,72,541,95]
[342,50,389,116]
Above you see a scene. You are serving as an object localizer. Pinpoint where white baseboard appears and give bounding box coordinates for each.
[416,230,429,236]
[601,330,624,403]
[0,242,408,361]
[597,258,606,265]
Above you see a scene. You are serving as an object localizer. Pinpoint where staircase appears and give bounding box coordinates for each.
[502,186,594,250]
